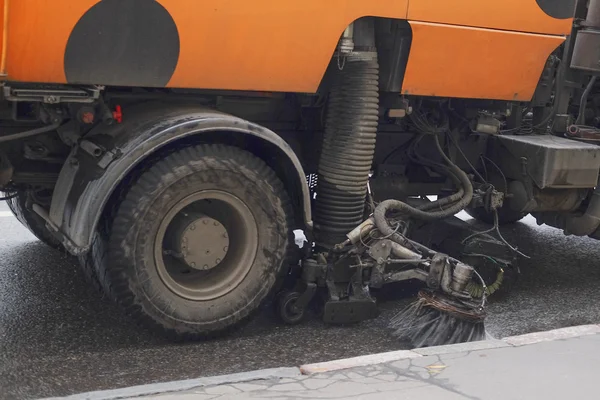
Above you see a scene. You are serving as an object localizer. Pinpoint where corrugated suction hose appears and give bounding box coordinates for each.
[314,54,379,248]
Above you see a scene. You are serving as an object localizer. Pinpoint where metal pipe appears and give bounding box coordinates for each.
[576,76,597,125]
[389,242,422,260]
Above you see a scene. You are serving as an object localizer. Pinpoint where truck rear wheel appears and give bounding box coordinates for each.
[6,190,63,250]
[88,144,293,338]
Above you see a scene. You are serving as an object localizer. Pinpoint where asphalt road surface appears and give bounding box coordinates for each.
[2,200,600,399]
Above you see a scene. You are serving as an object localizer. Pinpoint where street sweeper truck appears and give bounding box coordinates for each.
[1,0,600,346]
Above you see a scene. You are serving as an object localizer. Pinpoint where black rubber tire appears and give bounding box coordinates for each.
[6,191,64,250]
[465,206,527,225]
[277,291,305,325]
[88,144,294,339]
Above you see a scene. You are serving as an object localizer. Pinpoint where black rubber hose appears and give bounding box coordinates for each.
[313,57,379,247]
[408,134,464,212]
[418,167,464,212]
[0,122,60,143]
[374,135,473,234]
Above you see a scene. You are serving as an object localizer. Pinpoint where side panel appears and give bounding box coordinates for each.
[5,0,409,92]
[408,0,574,35]
[401,22,565,101]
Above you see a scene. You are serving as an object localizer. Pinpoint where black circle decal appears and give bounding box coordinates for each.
[65,0,180,87]
[536,0,576,19]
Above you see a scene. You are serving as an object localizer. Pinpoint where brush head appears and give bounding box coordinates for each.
[390,290,486,348]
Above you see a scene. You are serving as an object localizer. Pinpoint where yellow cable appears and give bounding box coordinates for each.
[467,269,504,298]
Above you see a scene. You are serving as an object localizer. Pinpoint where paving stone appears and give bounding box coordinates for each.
[319,381,377,396]
[376,373,397,382]
[352,377,385,385]
[375,380,429,392]
[345,371,365,380]
[302,378,334,390]
[268,382,306,392]
[324,373,348,381]
[232,382,269,392]
[203,384,241,395]
[277,378,297,383]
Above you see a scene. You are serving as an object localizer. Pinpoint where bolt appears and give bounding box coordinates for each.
[223,246,228,252]
[190,225,196,231]
[190,262,196,268]
[203,264,208,269]
[381,242,386,248]
[81,112,95,124]
[203,219,209,225]
[216,258,221,263]
[223,233,228,239]
[214,221,219,226]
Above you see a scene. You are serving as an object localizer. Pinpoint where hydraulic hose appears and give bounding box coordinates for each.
[374,135,473,234]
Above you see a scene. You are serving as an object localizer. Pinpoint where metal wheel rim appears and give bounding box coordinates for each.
[154,190,258,301]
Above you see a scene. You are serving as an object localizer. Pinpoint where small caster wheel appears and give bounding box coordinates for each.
[277,291,305,325]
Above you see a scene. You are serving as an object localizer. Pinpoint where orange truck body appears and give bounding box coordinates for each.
[0,0,573,101]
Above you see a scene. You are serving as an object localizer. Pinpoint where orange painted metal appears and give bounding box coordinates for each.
[401,22,565,101]
[1,0,571,100]
[0,0,5,75]
[408,0,573,35]
[6,0,97,84]
[4,0,409,91]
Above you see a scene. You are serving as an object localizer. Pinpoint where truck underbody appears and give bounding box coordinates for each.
[1,0,600,344]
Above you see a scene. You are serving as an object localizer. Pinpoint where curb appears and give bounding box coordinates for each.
[40,368,301,400]
[45,324,600,399]
[299,350,421,375]
[503,324,600,346]
[299,324,600,374]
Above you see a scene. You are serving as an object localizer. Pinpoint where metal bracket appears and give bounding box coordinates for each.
[427,253,447,289]
[368,239,392,263]
[3,85,102,104]
[294,283,317,312]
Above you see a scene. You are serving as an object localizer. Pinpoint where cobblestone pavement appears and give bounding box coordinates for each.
[141,331,600,400]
